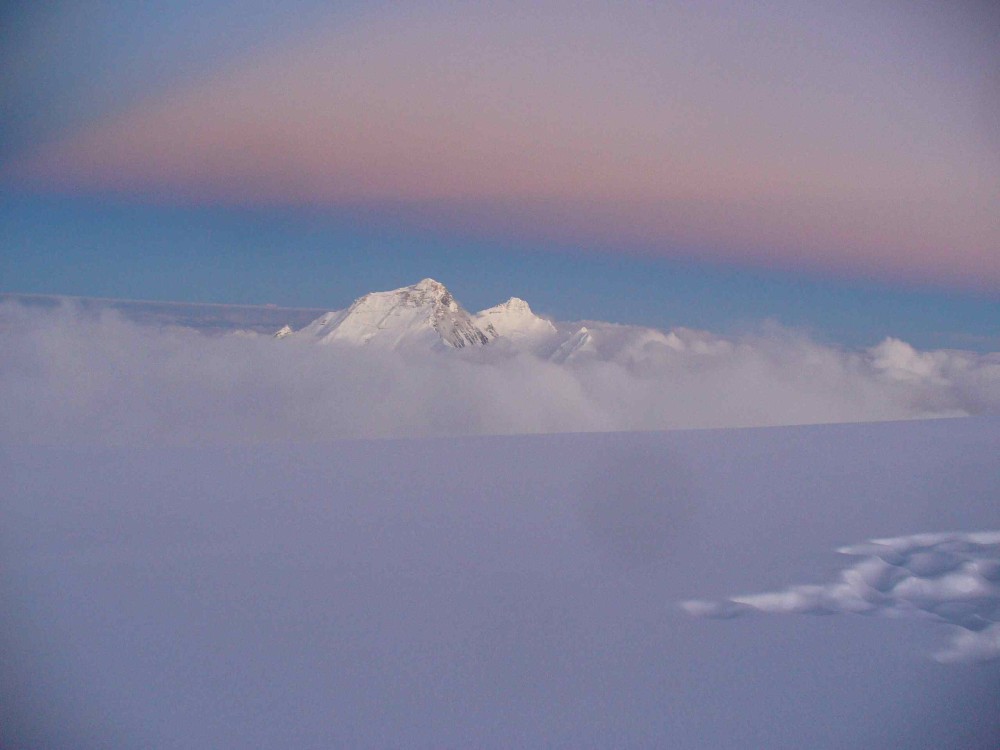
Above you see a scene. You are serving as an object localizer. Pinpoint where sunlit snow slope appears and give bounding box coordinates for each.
[296,278,491,349]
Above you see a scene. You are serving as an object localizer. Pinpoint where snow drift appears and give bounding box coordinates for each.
[682,531,1000,663]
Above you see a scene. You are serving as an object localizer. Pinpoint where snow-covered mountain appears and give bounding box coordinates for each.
[278,280,998,396]
[295,278,491,349]
[281,278,743,364]
[473,296,560,355]
[474,297,555,340]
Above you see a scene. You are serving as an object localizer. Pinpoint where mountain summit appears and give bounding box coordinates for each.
[297,278,492,348]
[474,297,557,345]
[281,279,692,363]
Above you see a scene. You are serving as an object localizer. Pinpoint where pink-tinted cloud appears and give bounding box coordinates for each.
[10,2,999,287]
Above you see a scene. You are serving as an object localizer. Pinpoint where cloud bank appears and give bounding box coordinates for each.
[1,301,998,446]
[682,531,1000,663]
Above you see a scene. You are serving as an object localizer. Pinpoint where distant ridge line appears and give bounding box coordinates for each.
[0,292,329,313]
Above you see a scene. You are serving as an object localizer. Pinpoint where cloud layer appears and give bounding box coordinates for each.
[1,301,998,447]
[682,531,1000,663]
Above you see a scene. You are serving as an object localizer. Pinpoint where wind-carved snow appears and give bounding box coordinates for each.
[296,278,491,349]
[682,531,1000,663]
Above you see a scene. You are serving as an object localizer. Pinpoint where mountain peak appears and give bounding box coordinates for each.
[477,296,536,317]
[499,297,532,314]
[299,279,490,348]
[413,278,446,292]
[474,295,556,345]
[360,278,459,312]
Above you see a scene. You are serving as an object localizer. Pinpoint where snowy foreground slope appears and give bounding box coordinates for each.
[3,418,999,749]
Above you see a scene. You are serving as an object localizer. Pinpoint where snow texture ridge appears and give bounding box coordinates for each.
[682,531,1000,663]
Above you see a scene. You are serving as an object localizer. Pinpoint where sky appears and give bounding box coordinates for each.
[2,6,999,742]
[1,1,997,346]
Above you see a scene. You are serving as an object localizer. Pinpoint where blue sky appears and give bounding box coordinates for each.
[3,193,997,350]
[1,2,997,350]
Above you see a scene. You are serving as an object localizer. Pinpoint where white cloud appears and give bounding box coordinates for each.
[682,531,1000,663]
[0,300,998,447]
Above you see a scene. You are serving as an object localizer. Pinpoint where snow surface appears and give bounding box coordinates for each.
[2,418,999,748]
